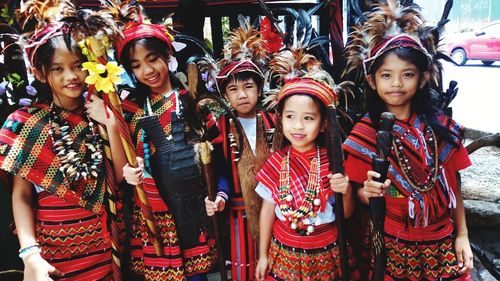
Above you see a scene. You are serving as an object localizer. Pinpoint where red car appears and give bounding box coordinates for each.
[446,21,500,66]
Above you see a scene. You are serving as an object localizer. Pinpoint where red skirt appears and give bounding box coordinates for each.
[381,217,471,281]
[36,192,112,280]
[129,178,216,280]
[266,220,355,281]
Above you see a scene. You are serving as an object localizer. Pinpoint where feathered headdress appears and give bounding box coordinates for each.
[101,0,174,61]
[265,48,352,110]
[343,3,449,89]
[215,15,267,93]
[17,0,78,66]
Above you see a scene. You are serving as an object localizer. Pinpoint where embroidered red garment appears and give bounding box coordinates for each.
[217,111,276,281]
[343,113,472,281]
[0,104,114,280]
[256,146,333,213]
[122,90,219,280]
[0,104,107,213]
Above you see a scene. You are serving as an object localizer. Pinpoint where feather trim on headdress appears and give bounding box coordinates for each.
[266,48,353,110]
[18,0,78,65]
[216,16,267,93]
[343,3,448,89]
[100,0,174,61]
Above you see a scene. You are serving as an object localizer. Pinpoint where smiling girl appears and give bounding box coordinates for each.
[111,6,227,280]
[343,4,473,280]
[0,3,124,280]
[254,49,356,281]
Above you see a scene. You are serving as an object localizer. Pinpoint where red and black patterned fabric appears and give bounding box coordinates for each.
[0,104,115,280]
[216,111,275,281]
[344,113,472,281]
[121,90,219,280]
[256,146,354,280]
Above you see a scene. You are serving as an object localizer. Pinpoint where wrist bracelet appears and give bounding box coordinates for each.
[18,244,41,259]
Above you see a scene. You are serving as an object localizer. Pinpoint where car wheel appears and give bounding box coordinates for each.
[481,60,494,66]
[451,48,467,66]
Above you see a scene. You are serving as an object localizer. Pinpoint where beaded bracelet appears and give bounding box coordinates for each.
[18,244,41,259]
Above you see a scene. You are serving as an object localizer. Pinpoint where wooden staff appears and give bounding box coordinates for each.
[92,91,122,280]
[199,142,228,281]
[325,105,349,281]
[105,89,164,256]
[370,112,396,281]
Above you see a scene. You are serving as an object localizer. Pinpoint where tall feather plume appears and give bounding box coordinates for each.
[269,48,320,83]
[218,17,267,69]
[343,3,430,83]
[18,0,77,32]
[264,48,326,111]
[99,0,143,26]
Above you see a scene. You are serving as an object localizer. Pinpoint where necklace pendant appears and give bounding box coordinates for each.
[306,225,314,235]
[290,220,298,230]
[313,198,321,206]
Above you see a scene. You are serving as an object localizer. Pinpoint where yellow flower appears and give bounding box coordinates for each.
[83,61,124,94]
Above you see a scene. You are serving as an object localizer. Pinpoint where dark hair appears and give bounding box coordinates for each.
[366,47,455,146]
[32,35,84,103]
[119,37,182,105]
[276,93,327,149]
[221,71,264,95]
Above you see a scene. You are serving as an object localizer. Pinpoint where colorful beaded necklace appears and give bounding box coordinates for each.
[48,102,103,181]
[392,124,439,192]
[278,146,322,235]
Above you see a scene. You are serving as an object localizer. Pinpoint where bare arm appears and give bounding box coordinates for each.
[12,176,64,279]
[255,200,276,281]
[453,173,473,274]
[12,175,36,248]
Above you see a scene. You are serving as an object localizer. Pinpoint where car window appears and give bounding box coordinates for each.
[481,23,500,35]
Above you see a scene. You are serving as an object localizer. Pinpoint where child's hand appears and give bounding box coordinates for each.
[255,256,269,281]
[455,234,473,274]
[362,171,391,199]
[328,173,351,195]
[23,253,64,281]
[204,195,226,216]
[123,157,144,185]
[85,95,115,127]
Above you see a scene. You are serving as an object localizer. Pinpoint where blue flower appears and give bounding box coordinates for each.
[26,85,37,96]
[0,81,7,96]
[19,98,32,106]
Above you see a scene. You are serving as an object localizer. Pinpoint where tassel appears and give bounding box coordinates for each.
[440,166,456,209]
[408,195,415,220]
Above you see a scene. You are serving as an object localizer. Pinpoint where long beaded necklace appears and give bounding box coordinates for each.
[48,102,103,181]
[277,146,322,235]
[392,124,439,192]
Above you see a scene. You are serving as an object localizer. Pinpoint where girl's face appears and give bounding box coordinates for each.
[281,95,325,152]
[45,44,87,110]
[367,53,429,119]
[224,77,259,118]
[130,43,171,94]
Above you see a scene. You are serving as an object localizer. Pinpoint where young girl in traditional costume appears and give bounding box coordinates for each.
[254,49,355,281]
[0,2,125,280]
[204,23,276,281]
[111,4,226,280]
[343,4,473,280]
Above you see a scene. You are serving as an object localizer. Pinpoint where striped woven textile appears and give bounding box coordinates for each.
[217,111,276,281]
[344,113,472,281]
[0,104,114,280]
[122,90,219,280]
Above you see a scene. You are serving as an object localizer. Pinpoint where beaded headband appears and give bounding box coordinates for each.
[362,34,432,76]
